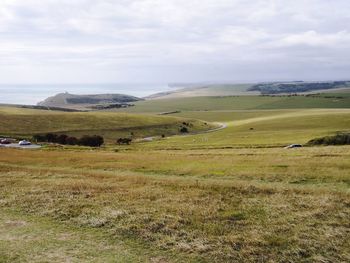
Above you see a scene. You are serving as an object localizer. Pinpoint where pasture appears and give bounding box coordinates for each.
[0,98,349,262]
[0,106,214,143]
[138,109,350,149]
[117,93,350,114]
[0,146,349,262]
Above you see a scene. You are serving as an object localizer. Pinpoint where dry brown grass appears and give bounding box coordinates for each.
[0,147,349,262]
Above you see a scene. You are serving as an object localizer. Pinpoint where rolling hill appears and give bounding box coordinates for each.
[145,81,350,100]
[0,106,216,143]
[37,92,142,110]
[140,109,350,149]
[116,93,350,114]
[145,84,258,99]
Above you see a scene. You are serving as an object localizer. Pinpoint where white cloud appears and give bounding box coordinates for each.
[217,26,269,45]
[0,0,350,83]
[276,30,350,47]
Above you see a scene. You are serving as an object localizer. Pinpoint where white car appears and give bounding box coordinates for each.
[19,140,31,146]
[285,144,302,149]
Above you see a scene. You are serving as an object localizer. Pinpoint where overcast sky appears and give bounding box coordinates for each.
[1,0,350,84]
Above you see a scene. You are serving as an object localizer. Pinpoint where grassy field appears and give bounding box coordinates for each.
[117,93,350,114]
[0,147,349,262]
[0,209,168,262]
[0,98,349,262]
[0,106,215,142]
[146,84,350,100]
[147,84,257,99]
[135,109,350,149]
[171,110,299,122]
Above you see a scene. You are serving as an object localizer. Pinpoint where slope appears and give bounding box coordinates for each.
[0,106,216,143]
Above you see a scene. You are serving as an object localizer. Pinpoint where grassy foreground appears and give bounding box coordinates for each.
[0,209,166,262]
[0,147,349,262]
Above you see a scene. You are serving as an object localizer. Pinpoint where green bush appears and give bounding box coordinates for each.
[307,133,350,145]
[78,135,104,147]
[33,133,104,147]
[180,127,189,133]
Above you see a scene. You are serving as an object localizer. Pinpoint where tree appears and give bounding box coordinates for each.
[33,134,46,142]
[57,134,68,145]
[79,135,104,147]
[45,133,58,143]
[66,136,79,145]
[180,127,188,133]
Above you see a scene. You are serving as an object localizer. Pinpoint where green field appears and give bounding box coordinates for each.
[116,94,350,114]
[132,109,350,149]
[0,106,215,142]
[0,146,349,262]
[0,95,349,262]
[147,84,256,99]
[0,209,165,262]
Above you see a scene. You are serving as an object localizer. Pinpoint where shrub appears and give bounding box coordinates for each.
[33,134,46,142]
[307,133,350,146]
[66,136,79,145]
[79,135,104,147]
[116,138,132,145]
[33,133,104,147]
[45,133,58,143]
[180,127,189,133]
[57,134,68,145]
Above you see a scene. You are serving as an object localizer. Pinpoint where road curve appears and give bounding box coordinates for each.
[139,122,228,142]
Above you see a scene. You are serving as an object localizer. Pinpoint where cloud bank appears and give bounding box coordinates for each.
[0,0,350,83]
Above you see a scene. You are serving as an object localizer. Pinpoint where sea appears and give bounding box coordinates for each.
[0,83,176,105]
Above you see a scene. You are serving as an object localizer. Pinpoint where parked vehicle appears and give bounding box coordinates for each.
[285,144,302,149]
[1,138,12,144]
[19,140,31,146]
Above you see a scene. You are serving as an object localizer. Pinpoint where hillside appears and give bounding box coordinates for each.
[248,81,350,94]
[0,106,216,143]
[116,92,350,114]
[144,109,350,149]
[146,81,350,100]
[37,92,142,110]
[146,84,258,99]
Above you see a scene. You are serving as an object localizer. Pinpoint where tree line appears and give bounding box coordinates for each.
[33,133,104,147]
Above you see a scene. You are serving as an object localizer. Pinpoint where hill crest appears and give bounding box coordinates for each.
[37,92,142,110]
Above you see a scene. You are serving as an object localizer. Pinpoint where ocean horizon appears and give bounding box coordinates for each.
[0,83,175,105]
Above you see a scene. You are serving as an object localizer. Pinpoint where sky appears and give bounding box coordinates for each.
[1,0,350,84]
